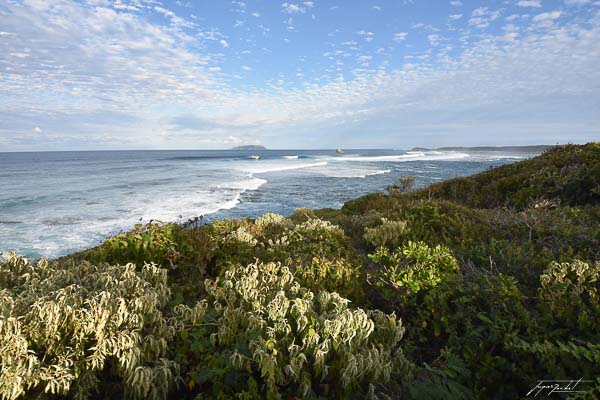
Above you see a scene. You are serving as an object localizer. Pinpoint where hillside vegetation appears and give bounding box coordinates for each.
[1,143,599,399]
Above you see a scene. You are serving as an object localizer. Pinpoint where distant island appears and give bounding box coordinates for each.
[411,145,553,152]
[231,145,267,150]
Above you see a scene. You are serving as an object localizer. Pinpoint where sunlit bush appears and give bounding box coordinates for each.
[254,213,292,238]
[368,241,459,302]
[87,221,179,268]
[285,218,352,261]
[409,143,600,209]
[225,226,259,246]
[364,218,409,248]
[179,261,410,399]
[539,259,600,333]
[0,253,179,400]
[294,256,364,302]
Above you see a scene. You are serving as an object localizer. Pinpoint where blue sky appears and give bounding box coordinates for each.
[0,0,599,150]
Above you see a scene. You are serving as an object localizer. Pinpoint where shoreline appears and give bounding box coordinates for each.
[1,148,544,261]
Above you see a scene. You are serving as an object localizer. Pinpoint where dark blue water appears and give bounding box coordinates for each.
[0,149,535,259]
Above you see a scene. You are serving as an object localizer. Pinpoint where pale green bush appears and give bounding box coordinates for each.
[189,261,410,399]
[364,218,409,248]
[294,217,344,237]
[255,213,290,230]
[0,253,179,400]
[539,259,600,332]
[225,226,258,246]
[294,257,364,301]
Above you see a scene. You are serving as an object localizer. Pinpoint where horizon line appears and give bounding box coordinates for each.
[0,143,566,154]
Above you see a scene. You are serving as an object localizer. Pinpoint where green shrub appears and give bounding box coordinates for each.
[86,221,179,268]
[287,218,347,256]
[364,218,409,248]
[209,220,259,274]
[0,253,180,400]
[368,242,459,302]
[409,143,600,209]
[254,213,293,238]
[407,350,475,400]
[538,260,600,334]
[177,261,410,399]
[294,257,364,302]
[388,176,415,194]
[342,193,399,215]
[507,338,600,382]
[404,269,533,398]
[170,225,217,279]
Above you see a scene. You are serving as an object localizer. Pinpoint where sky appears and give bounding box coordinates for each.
[0,0,599,150]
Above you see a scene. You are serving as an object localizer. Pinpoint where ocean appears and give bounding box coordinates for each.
[0,148,539,259]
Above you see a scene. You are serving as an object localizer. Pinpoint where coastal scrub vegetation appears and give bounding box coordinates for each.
[1,143,599,399]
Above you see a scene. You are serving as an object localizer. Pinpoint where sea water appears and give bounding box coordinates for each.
[0,149,536,259]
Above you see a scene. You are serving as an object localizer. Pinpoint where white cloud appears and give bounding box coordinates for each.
[469,7,502,29]
[1,0,599,149]
[223,135,242,144]
[281,2,314,14]
[449,14,463,20]
[450,1,462,6]
[219,39,229,48]
[533,11,562,21]
[506,14,524,21]
[565,0,591,5]
[33,126,42,133]
[428,34,441,46]
[357,30,375,42]
[393,32,408,42]
[517,1,542,7]
[533,11,562,27]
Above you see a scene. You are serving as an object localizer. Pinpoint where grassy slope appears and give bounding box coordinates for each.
[408,143,600,209]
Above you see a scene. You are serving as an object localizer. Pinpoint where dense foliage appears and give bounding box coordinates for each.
[176,261,409,399]
[0,253,181,400]
[1,143,599,399]
[407,142,600,209]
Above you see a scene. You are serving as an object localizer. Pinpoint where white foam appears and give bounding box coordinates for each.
[197,193,243,214]
[336,152,470,162]
[241,161,328,174]
[213,176,267,191]
[368,169,391,176]
[318,168,392,178]
[282,155,299,159]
